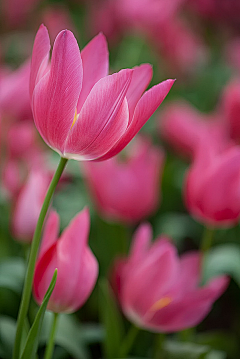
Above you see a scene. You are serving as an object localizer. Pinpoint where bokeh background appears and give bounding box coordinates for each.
[1,0,240,358]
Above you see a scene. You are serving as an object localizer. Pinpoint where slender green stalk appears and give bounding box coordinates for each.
[43,313,59,359]
[119,325,139,358]
[201,226,214,254]
[13,157,68,359]
[154,332,165,359]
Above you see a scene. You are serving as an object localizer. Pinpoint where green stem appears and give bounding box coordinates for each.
[200,226,214,254]
[154,332,165,359]
[13,157,68,359]
[119,325,139,358]
[43,313,59,359]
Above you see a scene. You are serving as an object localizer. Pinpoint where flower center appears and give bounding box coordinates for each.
[71,109,78,129]
[150,296,172,312]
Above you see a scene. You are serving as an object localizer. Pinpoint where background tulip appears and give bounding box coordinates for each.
[33,208,98,313]
[185,133,240,227]
[30,25,173,161]
[11,169,49,242]
[83,137,164,224]
[113,223,228,333]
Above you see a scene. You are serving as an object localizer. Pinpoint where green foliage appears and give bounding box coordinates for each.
[98,279,124,358]
[202,244,240,286]
[0,258,26,295]
[20,270,57,359]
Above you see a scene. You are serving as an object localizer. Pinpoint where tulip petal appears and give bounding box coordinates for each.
[126,64,153,120]
[146,276,229,332]
[123,240,178,318]
[39,211,60,258]
[52,208,90,311]
[64,69,133,160]
[69,247,98,312]
[32,30,83,153]
[77,33,109,111]
[129,223,152,263]
[30,24,51,99]
[99,79,174,160]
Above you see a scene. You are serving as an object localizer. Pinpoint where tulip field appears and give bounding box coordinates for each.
[1,0,240,358]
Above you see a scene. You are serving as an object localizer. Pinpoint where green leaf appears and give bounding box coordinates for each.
[40,313,91,359]
[98,279,124,358]
[163,340,226,359]
[202,244,240,286]
[0,316,16,359]
[20,269,57,359]
[0,258,26,294]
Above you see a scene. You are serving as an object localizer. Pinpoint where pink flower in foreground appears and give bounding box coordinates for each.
[12,169,49,242]
[185,134,240,227]
[30,25,173,161]
[84,137,164,223]
[113,224,228,332]
[33,208,98,313]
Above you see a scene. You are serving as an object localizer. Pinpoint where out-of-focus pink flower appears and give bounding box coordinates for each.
[221,79,240,143]
[113,224,228,332]
[1,0,40,27]
[160,101,226,158]
[2,122,46,198]
[225,38,240,73]
[190,0,240,30]
[33,208,98,313]
[84,137,164,224]
[30,25,173,161]
[41,6,76,42]
[0,60,32,121]
[150,18,208,73]
[185,134,240,227]
[12,169,49,242]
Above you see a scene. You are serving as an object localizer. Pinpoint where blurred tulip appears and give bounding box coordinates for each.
[150,17,208,73]
[41,6,76,42]
[0,60,32,121]
[185,134,240,227]
[84,137,164,224]
[225,38,240,73]
[113,223,228,332]
[160,101,226,158]
[1,0,40,27]
[33,208,98,313]
[30,25,173,161]
[12,169,49,242]
[221,79,240,143]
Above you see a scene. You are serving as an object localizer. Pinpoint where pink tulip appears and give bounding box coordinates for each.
[113,223,228,332]
[12,169,49,242]
[33,208,98,313]
[160,101,227,158]
[221,79,240,143]
[0,60,32,121]
[185,133,240,227]
[84,137,164,223]
[30,25,173,161]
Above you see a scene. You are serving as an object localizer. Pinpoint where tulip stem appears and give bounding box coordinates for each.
[44,313,59,359]
[13,156,68,359]
[201,226,214,253]
[119,325,139,358]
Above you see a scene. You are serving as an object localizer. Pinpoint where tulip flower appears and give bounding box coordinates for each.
[30,25,173,161]
[185,133,240,227]
[113,223,228,332]
[33,208,98,313]
[84,137,164,223]
[160,101,226,158]
[12,169,49,242]
[221,79,240,143]
[0,61,32,121]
